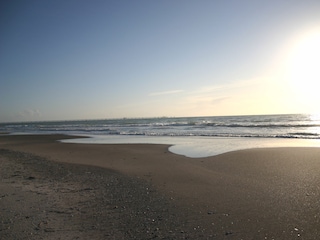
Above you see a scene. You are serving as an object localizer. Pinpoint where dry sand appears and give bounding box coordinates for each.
[1,134,320,239]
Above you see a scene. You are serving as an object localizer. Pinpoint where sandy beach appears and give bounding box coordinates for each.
[1,134,320,239]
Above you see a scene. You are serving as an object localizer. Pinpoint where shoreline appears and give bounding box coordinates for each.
[1,134,320,239]
[60,134,320,158]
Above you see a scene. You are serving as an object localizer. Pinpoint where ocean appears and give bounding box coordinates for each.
[1,114,320,157]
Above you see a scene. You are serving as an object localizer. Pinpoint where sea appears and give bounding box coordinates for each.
[1,114,320,158]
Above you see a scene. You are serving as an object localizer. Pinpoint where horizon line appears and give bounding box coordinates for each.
[0,112,311,124]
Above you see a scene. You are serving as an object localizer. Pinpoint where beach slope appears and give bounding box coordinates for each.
[1,134,320,239]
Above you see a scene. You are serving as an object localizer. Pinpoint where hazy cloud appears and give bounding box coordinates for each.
[17,109,42,120]
[195,79,259,95]
[149,90,184,96]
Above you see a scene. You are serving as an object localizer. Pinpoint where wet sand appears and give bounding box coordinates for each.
[1,134,320,239]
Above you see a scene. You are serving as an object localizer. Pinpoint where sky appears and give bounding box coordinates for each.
[1,0,320,122]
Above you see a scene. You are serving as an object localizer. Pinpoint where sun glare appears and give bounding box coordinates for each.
[284,29,320,114]
[287,30,320,100]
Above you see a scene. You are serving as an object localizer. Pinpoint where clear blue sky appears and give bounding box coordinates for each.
[1,0,320,122]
